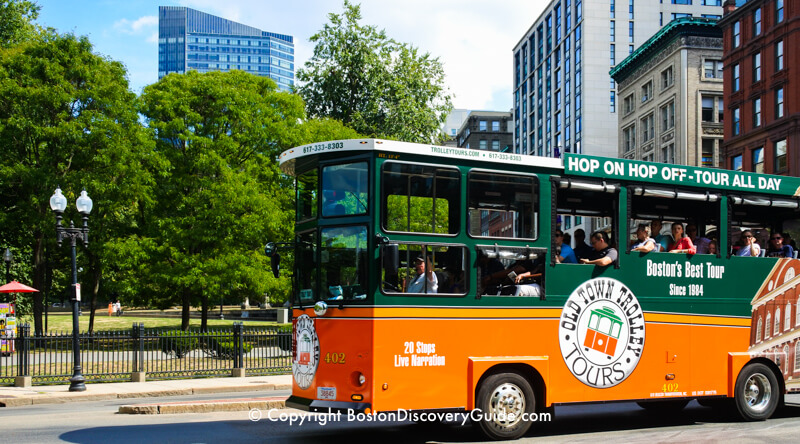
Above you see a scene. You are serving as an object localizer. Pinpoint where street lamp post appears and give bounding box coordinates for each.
[3,248,12,282]
[50,187,93,392]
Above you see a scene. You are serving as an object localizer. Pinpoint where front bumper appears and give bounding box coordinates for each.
[286,395,371,414]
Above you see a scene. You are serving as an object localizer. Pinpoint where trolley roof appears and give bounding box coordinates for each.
[279,139,800,198]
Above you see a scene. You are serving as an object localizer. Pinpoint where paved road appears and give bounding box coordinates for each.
[4,397,800,443]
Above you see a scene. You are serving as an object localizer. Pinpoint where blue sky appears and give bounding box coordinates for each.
[35,0,548,111]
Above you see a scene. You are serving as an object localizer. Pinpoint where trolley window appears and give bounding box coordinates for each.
[468,172,539,239]
[382,162,460,235]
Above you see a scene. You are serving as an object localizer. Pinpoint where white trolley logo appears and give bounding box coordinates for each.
[293,314,320,390]
[558,278,645,388]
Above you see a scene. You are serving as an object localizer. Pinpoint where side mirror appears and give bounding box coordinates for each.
[270,252,281,279]
[382,243,399,271]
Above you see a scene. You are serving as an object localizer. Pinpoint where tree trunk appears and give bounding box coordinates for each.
[88,254,101,334]
[181,287,191,331]
[32,232,45,335]
[200,295,208,332]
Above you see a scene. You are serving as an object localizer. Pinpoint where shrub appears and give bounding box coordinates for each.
[159,331,198,358]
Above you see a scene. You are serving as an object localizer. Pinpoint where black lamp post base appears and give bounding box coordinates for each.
[69,372,86,392]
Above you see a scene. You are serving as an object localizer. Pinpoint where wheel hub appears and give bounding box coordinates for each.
[744,373,771,412]
[489,383,525,427]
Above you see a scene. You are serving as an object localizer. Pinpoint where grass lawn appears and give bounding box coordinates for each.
[20,312,284,332]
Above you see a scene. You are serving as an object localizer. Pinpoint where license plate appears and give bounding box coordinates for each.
[317,387,336,400]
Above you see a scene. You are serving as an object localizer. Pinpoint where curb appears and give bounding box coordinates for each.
[0,384,291,408]
[119,397,286,414]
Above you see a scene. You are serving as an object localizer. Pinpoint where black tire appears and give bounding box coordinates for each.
[476,372,536,440]
[734,362,780,421]
[636,399,689,412]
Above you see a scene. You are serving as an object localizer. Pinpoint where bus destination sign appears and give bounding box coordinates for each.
[564,153,800,197]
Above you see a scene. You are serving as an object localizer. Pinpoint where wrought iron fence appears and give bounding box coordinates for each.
[0,323,291,386]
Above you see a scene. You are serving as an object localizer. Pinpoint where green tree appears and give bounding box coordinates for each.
[137,70,303,330]
[297,0,452,144]
[0,31,153,333]
[0,0,40,48]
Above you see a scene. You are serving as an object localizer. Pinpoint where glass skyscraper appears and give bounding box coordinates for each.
[158,6,294,91]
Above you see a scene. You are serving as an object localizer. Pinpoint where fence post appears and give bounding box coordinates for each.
[231,322,245,377]
[130,323,146,382]
[14,324,31,387]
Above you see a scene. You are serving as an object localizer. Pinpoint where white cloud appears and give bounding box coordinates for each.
[174,0,549,110]
[113,15,158,35]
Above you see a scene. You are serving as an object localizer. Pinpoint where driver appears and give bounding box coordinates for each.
[406,256,438,293]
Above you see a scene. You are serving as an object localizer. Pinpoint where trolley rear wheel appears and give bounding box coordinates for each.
[734,362,780,421]
[476,372,536,440]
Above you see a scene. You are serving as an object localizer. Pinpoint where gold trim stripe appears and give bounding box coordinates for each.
[295,307,751,326]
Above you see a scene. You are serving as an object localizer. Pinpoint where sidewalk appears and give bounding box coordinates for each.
[0,374,292,409]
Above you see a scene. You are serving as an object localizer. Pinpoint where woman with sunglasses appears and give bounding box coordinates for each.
[736,230,761,257]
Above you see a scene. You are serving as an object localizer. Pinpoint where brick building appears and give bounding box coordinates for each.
[718,0,797,174]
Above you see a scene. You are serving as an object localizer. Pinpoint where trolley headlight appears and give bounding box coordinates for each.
[314,301,328,316]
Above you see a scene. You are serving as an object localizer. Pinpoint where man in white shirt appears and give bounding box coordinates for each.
[406,256,438,293]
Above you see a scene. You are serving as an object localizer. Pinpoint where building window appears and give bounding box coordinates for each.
[628,22,634,43]
[611,0,615,19]
[661,101,675,132]
[704,60,723,79]
[797,296,800,326]
[671,0,692,4]
[492,121,500,132]
[774,307,781,335]
[796,342,800,371]
[753,97,761,127]
[641,81,653,102]
[642,114,654,142]
[732,107,740,135]
[479,120,487,131]
[753,52,761,83]
[776,40,784,71]
[610,91,616,113]
[753,147,764,173]
[623,125,636,152]
[785,302,791,331]
[701,0,721,5]
[733,21,740,48]
[702,139,716,167]
[662,143,675,164]
[610,20,615,41]
[661,66,673,90]
[776,87,784,119]
[777,0,785,23]
[610,44,615,65]
[756,318,763,342]
[733,63,740,91]
[480,139,487,150]
[623,94,635,114]
[754,8,762,36]
[775,139,787,173]
[732,154,742,171]
[492,140,500,150]
[702,96,714,122]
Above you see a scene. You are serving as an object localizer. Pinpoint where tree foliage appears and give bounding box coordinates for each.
[0,0,40,48]
[297,0,452,144]
[136,70,303,330]
[0,31,153,333]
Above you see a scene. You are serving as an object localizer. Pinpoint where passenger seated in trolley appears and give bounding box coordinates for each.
[511,259,544,297]
[630,223,656,253]
[668,222,696,254]
[767,232,794,258]
[580,231,617,266]
[736,230,761,257]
